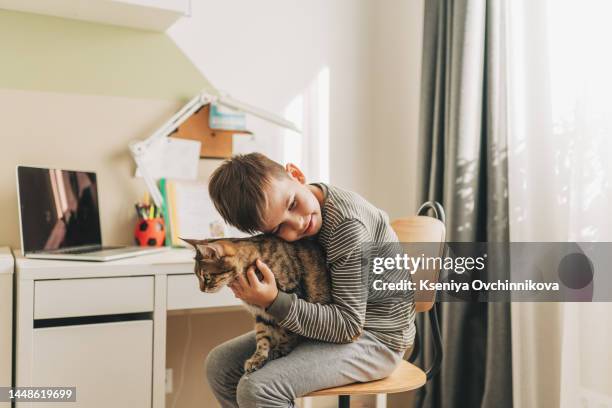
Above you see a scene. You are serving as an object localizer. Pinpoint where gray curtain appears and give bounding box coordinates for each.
[415,1,512,407]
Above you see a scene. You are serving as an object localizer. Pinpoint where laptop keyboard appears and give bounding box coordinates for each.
[53,246,121,255]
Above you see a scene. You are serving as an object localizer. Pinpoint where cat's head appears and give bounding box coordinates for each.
[182,238,248,293]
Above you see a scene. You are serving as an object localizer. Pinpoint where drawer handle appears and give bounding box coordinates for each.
[34,312,153,328]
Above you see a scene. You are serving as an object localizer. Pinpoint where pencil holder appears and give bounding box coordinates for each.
[134,217,166,247]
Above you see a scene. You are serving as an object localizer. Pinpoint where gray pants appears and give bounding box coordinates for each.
[205,330,405,408]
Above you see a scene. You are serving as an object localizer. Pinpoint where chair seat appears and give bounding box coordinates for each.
[304,360,426,397]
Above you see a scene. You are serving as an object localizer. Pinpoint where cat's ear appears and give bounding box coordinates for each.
[199,243,223,261]
[180,237,199,248]
[180,238,218,261]
[197,241,237,261]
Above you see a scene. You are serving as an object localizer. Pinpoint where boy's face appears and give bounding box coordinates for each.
[260,164,324,242]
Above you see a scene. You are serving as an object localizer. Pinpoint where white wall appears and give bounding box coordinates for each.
[168,0,375,199]
[370,0,425,219]
[168,0,424,216]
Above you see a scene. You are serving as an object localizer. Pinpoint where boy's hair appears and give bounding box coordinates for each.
[209,153,288,234]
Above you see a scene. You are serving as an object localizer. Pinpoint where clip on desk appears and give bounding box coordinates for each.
[13,248,241,408]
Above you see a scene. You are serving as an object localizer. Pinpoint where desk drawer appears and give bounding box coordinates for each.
[34,276,154,319]
[167,274,241,310]
[33,320,152,407]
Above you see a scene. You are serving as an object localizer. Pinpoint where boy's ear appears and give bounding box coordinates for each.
[285,163,306,184]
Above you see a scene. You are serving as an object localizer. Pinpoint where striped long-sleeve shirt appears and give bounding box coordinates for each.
[266,183,416,352]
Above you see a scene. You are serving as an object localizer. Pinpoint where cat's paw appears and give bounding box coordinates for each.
[244,356,266,374]
[268,348,290,361]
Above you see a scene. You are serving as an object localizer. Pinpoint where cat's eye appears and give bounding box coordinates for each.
[289,198,297,211]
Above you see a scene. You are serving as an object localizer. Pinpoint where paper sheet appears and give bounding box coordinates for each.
[167,180,227,244]
[136,137,200,181]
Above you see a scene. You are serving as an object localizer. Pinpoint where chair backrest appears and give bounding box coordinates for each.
[391,215,446,313]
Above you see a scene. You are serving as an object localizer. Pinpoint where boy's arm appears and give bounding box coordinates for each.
[266,219,369,343]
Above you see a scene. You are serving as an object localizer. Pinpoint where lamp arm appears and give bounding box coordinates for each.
[217,94,301,133]
[129,140,164,207]
[142,92,217,150]
[129,90,300,209]
[128,92,217,208]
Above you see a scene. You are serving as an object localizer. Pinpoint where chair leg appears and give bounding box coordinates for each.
[338,395,350,408]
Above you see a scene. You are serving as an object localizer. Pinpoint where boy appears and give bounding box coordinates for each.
[205,153,415,408]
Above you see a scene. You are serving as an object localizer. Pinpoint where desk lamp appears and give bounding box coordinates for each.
[129,91,301,207]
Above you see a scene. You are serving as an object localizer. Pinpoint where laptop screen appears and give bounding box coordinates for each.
[17,166,102,253]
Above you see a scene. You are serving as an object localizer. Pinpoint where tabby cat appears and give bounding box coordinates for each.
[183,235,331,373]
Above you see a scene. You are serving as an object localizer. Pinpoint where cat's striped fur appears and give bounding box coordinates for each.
[184,235,331,373]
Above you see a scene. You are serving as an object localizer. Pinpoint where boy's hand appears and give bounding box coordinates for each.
[229,259,278,309]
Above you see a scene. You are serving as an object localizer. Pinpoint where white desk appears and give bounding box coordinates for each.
[0,248,13,408]
[14,249,241,408]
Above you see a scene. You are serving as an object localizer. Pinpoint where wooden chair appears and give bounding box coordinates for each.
[304,202,446,408]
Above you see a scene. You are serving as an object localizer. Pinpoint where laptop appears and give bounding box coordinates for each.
[17,166,167,261]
